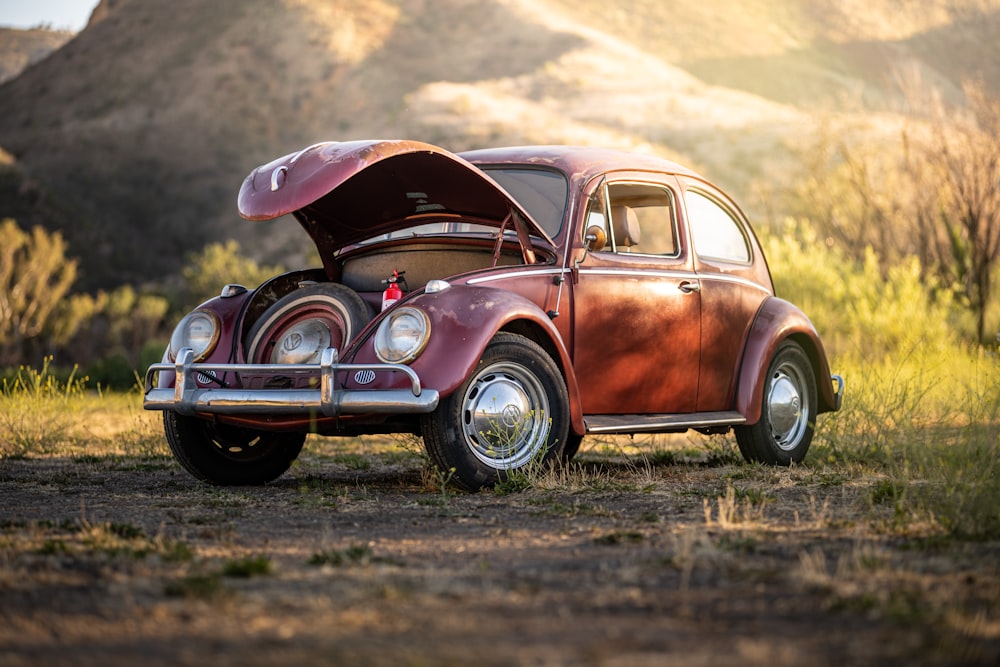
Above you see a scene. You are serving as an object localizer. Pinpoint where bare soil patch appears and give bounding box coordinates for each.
[1,439,998,666]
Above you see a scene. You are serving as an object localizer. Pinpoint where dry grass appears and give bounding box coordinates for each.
[1,342,999,664]
[0,364,164,459]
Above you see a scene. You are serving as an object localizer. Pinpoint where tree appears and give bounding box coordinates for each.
[904,81,1000,343]
[0,219,78,366]
[180,240,284,310]
[783,120,915,271]
[786,81,1000,344]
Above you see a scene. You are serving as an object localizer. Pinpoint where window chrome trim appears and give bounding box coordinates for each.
[586,179,682,258]
[466,268,567,285]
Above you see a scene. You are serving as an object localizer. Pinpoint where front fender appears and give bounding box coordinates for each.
[359,285,584,434]
[736,297,839,424]
[154,290,254,388]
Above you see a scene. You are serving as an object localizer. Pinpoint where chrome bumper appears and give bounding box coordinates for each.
[143,347,439,417]
[832,374,845,411]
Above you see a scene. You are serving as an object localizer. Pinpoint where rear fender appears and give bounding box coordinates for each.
[736,297,839,424]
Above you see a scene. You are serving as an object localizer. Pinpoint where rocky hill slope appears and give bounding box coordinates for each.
[0,0,997,289]
[0,28,75,84]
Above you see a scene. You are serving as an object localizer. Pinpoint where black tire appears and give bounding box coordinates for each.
[164,411,305,485]
[421,332,570,492]
[246,283,371,364]
[562,432,585,461]
[735,340,817,465]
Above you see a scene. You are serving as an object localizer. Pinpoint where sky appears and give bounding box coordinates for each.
[0,0,100,32]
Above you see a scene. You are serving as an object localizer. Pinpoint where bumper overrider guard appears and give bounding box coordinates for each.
[832,374,845,411]
[143,347,439,417]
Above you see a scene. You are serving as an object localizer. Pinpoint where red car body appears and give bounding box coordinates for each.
[145,140,842,490]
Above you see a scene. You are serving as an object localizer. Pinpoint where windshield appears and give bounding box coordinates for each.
[481,167,568,238]
[348,166,568,248]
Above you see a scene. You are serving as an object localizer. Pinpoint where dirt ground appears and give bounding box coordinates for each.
[1,439,998,667]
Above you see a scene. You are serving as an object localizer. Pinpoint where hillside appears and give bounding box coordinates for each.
[0,0,997,290]
[0,28,75,84]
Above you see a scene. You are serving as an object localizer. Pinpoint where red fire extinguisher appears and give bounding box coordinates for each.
[381,270,405,311]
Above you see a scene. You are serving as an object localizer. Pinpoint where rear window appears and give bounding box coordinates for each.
[686,190,751,263]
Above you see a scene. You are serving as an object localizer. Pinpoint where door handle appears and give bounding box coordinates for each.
[679,281,701,294]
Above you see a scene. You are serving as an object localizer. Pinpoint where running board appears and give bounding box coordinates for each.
[584,411,746,434]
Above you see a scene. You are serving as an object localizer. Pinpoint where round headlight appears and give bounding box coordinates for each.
[374,307,430,364]
[269,319,331,364]
[168,310,220,362]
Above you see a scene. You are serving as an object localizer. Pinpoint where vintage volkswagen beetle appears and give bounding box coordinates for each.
[144,140,843,491]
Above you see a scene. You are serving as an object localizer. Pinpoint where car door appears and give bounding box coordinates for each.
[571,176,701,415]
[681,181,773,412]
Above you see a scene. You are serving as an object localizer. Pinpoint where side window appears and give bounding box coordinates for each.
[686,190,750,263]
[606,182,679,256]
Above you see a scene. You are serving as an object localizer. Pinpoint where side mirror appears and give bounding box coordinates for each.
[585,225,607,252]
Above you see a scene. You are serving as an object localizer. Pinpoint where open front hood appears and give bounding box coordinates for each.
[238,140,552,250]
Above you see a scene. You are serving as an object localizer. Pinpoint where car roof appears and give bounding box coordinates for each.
[459,145,704,184]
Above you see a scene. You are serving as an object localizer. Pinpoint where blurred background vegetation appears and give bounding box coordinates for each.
[0,224,281,387]
[4,71,998,384]
[1,0,998,386]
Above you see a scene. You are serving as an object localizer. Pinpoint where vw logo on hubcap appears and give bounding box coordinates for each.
[501,404,523,428]
[282,332,303,351]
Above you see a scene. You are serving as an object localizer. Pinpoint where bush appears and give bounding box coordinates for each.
[0,219,78,366]
[763,220,961,361]
[83,341,166,391]
[180,240,283,310]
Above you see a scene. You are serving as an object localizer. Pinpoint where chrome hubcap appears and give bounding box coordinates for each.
[767,364,809,451]
[272,319,331,364]
[461,362,549,469]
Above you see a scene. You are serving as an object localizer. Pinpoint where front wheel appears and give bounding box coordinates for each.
[735,340,817,465]
[421,333,570,492]
[164,411,305,485]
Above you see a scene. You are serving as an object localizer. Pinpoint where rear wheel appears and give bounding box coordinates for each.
[421,333,569,492]
[735,340,816,465]
[164,411,305,485]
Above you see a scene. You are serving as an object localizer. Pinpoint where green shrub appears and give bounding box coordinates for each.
[180,240,283,310]
[222,554,272,578]
[763,220,961,361]
[0,219,78,366]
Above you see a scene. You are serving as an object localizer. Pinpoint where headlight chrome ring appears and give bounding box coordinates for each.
[374,307,431,364]
[168,310,221,362]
